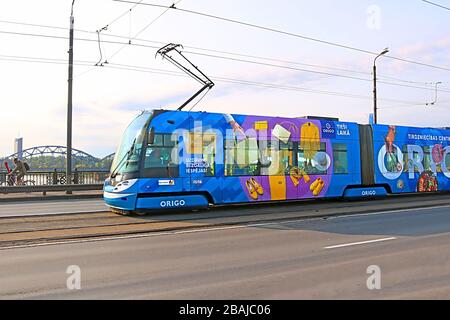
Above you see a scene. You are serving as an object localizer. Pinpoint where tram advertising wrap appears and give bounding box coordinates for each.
[374,124,450,193]
[103,110,450,213]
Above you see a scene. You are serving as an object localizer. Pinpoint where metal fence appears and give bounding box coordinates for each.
[0,169,109,186]
[0,184,104,194]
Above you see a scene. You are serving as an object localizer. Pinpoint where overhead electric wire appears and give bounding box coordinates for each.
[2,28,450,94]
[86,30,376,77]
[375,74,432,85]
[421,0,450,11]
[182,50,450,93]
[74,1,181,77]
[379,103,434,109]
[99,0,145,31]
[1,18,443,86]
[0,19,102,38]
[8,52,432,110]
[106,0,183,62]
[0,53,435,107]
[81,31,449,86]
[97,31,372,77]
[113,0,450,72]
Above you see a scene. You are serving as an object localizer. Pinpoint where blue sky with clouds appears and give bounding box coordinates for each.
[0,0,449,157]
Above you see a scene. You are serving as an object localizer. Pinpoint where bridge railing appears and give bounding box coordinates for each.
[0,170,110,186]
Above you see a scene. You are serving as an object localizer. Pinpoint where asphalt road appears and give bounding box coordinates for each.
[0,205,449,299]
[0,199,108,217]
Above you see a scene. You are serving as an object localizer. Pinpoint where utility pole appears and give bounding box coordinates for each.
[66,0,75,194]
[373,47,389,124]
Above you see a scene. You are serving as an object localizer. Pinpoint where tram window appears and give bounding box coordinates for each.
[403,145,424,173]
[280,141,294,175]
[423,146,433,171]
[224,139,294,176]
[259,141,294,176]
[202,133,217,176]
[225,138,259,176]
[150,134,164,147]
[332,143,348,174]
[187,133,217,176]
[445,153,450,171]
[298,142,327,175]
[402,145,409,172]
[144,133,179,178]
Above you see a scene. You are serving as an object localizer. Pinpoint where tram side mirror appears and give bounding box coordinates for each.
[148,127,155,145]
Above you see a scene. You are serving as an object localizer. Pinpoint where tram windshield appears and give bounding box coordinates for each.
[110,112,150,177]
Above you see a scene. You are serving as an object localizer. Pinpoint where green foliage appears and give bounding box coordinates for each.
[3,155,112,170]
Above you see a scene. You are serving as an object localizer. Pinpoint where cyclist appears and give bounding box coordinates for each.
[7,158,28,185]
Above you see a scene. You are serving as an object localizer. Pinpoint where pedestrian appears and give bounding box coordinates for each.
[7,158,29,185]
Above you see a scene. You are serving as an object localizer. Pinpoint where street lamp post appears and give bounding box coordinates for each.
[373,47,389,124]
[66,0,75,194]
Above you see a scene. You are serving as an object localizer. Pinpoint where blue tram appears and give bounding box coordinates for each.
[103,109,450,213]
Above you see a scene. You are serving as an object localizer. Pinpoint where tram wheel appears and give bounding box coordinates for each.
[135,210,148,216]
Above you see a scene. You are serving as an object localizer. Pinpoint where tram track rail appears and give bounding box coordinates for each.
[0,193,450,248]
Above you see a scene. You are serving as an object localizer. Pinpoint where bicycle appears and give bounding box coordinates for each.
[6,173,36,186]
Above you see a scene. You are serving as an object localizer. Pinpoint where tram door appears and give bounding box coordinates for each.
[184,129,223,204]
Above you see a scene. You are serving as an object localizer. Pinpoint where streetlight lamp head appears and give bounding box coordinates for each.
[381,48,389,55]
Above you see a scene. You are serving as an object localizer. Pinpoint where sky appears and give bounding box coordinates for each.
[0,0,449,158]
